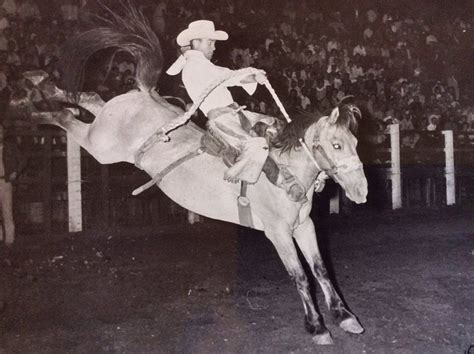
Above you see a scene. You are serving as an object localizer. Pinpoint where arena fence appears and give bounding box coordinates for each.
[11,127,190,236]
[8,124,474,234]
[329,124,474,214]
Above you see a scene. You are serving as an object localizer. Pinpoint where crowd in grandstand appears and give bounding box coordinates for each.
[0,0,472,140]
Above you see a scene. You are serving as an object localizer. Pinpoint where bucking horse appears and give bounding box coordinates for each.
[13,4,368,345]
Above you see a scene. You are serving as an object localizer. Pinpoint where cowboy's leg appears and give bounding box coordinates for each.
[1,181,14,246]
[241,110,276,130]
[240,111,306,202]
[208,111,268,184]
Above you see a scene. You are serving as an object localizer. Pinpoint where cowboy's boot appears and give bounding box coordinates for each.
[224,136,269,184]
[262,158,307,202]
[208,113,269,184]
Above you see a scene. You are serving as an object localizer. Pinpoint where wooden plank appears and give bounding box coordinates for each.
[442,130,456,205]
[67,133,82,232]
[389,124,402,209]
[42,134,52,235]
[101,165,110,228]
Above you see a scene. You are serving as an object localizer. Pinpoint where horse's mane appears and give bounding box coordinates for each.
[60,0,162,100]
[272,104,360,153]
[272,112,322,153]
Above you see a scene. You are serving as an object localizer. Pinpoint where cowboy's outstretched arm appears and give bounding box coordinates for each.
[240,70,267,85]
[220,67,266,95]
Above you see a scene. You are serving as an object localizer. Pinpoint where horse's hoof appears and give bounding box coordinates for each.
[23,70,49,86]
[340,317,364,334]
[312,331,334,345]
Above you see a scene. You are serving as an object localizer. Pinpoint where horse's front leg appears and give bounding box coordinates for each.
[264,226,334,345]
[293,217,364,335]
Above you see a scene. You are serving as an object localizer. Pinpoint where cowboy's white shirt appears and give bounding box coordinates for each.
[180,50,257,116]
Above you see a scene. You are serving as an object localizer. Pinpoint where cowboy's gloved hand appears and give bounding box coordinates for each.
[255,71,267,85]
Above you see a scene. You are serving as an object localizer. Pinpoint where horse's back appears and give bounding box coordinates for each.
[91,91,175,133]
[86,90,201,163]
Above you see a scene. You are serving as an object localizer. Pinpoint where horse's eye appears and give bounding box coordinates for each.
[333,143,342,150]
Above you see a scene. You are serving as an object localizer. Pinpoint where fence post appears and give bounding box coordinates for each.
[442,130,455,205]
[42,133,52,235]
[67,133,82,232]
[187,211,201,224]
[389,124,402,209]
[101,165,110,228]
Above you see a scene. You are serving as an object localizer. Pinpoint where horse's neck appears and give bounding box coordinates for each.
[304,120,319,146]
[271,122,321,191]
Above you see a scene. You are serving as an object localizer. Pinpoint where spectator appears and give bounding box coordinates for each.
[151,1,167,35]
[300,87,311,110]
[1,0,17,17]
[60,0,79,22]
[399,112,415,131]
[446,74,460,101]
[443,115,458,131]
[0,7,8,32]
[353,42,367,57]
[17,0,41,20]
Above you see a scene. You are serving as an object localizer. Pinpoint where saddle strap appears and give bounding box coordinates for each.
[132,149,203,196]
[237,182,255,228]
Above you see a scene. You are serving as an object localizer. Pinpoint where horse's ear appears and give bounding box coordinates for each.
[349,105,362,120]
[328,106,339,124]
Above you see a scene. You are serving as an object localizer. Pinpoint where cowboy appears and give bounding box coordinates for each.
[167,20,305,201]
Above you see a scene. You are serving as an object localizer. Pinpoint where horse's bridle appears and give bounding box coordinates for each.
[313,143,363,176]
[298,122,363,190]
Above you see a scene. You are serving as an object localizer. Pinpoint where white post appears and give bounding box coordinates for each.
[389,124,402,209]
[67,133,83,232]
[442,130,455,205]
[187,211,201,224]
[329,188,340,214]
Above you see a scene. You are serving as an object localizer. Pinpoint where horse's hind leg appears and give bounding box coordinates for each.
[42,84,105,117]
[23,70,105,116]
[265,226,334,345]
[31,109,91,148]
[293,217,364,335]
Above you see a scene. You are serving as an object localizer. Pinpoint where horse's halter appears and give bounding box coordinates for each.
[299,116,363,188]
[313,143,363,177]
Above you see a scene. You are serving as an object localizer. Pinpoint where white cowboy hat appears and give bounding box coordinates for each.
[176,20,228,47]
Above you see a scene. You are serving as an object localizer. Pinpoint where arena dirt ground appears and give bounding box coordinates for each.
[1,208,473,353]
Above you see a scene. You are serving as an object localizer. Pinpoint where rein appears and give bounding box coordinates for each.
[132,67,263,194]
[266,82,331,192]
[134,67,262,170]
[132,67,359,196]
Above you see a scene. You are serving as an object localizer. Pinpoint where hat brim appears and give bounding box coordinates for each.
[177,29,228,47]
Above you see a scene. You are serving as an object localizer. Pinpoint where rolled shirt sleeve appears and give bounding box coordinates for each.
[181,50,257,116]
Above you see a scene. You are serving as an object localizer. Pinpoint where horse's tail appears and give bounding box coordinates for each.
[59,1,162,99]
